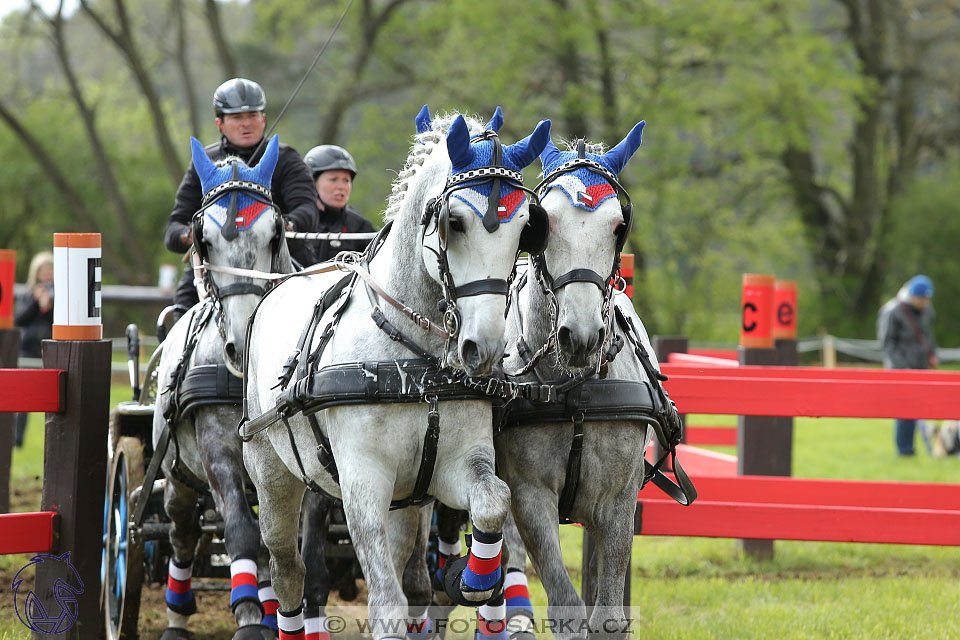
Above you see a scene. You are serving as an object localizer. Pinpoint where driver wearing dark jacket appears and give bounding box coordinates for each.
[164,78,319,311]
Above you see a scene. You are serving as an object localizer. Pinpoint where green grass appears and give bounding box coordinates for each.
[3,383,959,638]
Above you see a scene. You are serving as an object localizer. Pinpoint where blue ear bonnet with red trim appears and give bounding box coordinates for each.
[190,134,279,231]
[439,111,551,224]
[538,121,644,211]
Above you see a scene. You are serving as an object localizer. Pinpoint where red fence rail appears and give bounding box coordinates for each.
[637,356,960,547]
[637,475,960,546]
[662,364,960,419]
[0,512,58,554]
[0,368,65,413]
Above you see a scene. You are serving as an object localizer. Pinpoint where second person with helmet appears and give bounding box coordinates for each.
[303,144,376,264]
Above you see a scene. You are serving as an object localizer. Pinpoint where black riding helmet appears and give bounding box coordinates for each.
[213,78,266,116]
[304,145,358,179]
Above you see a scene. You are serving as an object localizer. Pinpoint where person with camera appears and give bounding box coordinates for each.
[13,251,54,447]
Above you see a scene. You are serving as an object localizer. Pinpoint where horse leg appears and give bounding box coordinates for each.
[511,485,586,640]
[502,512,536,639]
[196,418,270,639]
[440,446,511,607]
[245,439,307,640]
[300,491,333,638]
[338,466,408,640]
[161,474,201,639]
[585,493,635,639]
[393,505,433,637]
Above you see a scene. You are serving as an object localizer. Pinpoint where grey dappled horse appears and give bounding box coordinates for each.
[495,123,689,639]
[152,135,293,640]
[242,109,551,640]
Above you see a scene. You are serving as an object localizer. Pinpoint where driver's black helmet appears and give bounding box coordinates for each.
[304,145,358,179]
[213,78,266,117]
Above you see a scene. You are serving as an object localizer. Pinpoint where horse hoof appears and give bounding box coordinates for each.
[160,628,191,640]
[440,555,503,607]
[232,623,274,640]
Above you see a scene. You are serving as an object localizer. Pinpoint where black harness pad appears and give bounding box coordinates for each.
[502,378,658,428]
[286,359,496,416]
[178,363,244,417]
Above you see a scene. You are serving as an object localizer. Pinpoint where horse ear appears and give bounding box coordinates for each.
[254,135,280,186]
[505,119,552,170]
[415,105,432,135]
[603,121,645,175]
[539,132,564,172]
[485,106,504,132]
[446,115,473,170]
[191,136,217,193]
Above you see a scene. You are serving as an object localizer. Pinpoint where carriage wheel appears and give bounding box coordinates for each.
[104,436,146,640]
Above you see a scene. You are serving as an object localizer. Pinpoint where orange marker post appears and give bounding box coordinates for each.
[740,273,774,349]
[621,253,634,299]
[52,233,102,340]
[772,280,798,340]
[0,250,15,329]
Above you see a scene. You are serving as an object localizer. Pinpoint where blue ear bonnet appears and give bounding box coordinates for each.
[443,115,550,224]
[540,150,619,212]
[190,135,278,231]
[539,121,644,212]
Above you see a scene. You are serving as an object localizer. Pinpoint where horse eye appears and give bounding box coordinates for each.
[449,217,465,233]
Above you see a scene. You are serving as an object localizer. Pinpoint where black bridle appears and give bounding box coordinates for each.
[512,140,635,375]
[420,130,545,343]
[191,160,285,340]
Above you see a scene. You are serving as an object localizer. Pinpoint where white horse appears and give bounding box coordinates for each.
[242,108,552,639]
[494,124,695,639]
[152,135,292,640]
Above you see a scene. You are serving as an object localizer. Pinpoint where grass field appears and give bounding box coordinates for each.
[2,385,959,638]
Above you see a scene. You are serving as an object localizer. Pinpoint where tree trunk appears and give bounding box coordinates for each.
[204,0,237,79]
[80,0,182,185]
[46,4,142,275]
[173,0,201,138]
[0,102,103,239]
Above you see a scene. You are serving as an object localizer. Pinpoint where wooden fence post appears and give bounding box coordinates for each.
[0,329,19,514]
[31,339,110,640]
[737,274,793,559]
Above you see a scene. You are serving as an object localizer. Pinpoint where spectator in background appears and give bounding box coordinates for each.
[302,144,375,263]
[877,274,937,456]
[13,251,54,447]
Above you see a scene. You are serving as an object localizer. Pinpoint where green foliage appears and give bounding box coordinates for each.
[882,161,960,346]
[0,0,955,345]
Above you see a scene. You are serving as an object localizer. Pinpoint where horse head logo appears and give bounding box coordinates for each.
[12,552,85,634]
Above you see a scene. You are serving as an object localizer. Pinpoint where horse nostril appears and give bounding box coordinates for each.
[224,342,238,361]
[460,339,482,372]
[557,326,577,355]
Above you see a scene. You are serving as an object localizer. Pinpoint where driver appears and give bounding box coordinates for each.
[164,78,319,312]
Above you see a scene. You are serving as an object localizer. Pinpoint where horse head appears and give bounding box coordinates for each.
[409,107,551,376]
[535,121,644,370]
[190,134,288,375]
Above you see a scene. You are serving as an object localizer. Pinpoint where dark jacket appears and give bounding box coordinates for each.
[312,204,376,263]
[164,136,319,267]
[15,289,53,358]
[877,295,937,369]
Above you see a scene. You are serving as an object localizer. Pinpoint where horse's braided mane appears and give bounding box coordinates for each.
[383,112,488,222]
